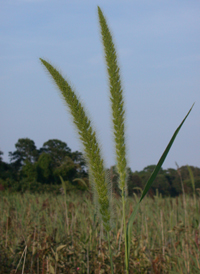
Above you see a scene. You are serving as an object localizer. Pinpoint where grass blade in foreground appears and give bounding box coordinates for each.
[126,103,194,263]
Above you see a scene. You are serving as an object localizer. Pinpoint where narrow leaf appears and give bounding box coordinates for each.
[127,103,194,261]
[140,103,194,203]
[56,244,67,253]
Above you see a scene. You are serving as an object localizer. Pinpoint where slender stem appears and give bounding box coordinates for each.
[107,231,114,274]
[122,189,129,273]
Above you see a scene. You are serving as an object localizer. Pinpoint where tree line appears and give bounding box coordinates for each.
[0,138,200,196]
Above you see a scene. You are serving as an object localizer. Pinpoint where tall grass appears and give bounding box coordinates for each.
[0,192,200,273]
[39,6,193,273]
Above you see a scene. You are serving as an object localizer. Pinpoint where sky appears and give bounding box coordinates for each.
[1,0,200,172]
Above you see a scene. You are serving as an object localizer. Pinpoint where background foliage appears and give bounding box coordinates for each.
[1,138,200,197]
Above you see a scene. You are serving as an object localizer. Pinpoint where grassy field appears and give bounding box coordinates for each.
[0,191,199,273]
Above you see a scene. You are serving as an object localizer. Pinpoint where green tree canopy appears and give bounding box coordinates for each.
[40,139,71,168]
[71,150,87,175]
[54,156,77,183]
[36,153,54,184]
[0,150,3,161]
[20,160,37,182]
[143,165,163,174]
[9,138,38,170]
[0,150,12,181]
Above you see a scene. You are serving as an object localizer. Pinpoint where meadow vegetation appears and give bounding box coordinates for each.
[0,191,200,273]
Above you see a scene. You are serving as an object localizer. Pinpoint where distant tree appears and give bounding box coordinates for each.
[20,159,37,182]
[142,165,164,174]
[165,168,180,196]
[54,156,78,183]
[151,173,171,196]
[9,138,38,171]
[36,153,54,184]
[184,166,200,194]
[106,166,144,197]
[0,150,13,181]
[128,172,143,196]
[71,150,88,176]
[137,165,173,196]
[40,139,71,168]
[0,150,3,162]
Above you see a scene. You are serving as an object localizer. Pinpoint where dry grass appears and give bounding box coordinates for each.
[0,191,199,273]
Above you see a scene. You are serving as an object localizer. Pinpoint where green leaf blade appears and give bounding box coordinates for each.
[126,103,194,264]
[139,103,194,203]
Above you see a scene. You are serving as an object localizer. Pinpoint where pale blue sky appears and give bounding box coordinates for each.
[1,0,199,172]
